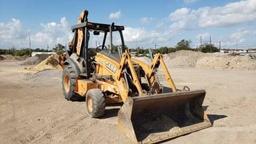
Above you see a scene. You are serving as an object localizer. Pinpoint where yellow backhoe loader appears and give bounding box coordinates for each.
[62,10,212,144]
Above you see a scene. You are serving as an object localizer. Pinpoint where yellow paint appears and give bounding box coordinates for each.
[76,80,98,96]
[76,50,177,102]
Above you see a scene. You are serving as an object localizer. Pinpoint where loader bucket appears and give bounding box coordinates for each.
[118,90,212,144]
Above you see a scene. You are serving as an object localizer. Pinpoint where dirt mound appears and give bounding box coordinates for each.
[167,50,205,58]
[22,56,40,65]
[25,54,62,72]
[164,50,207,68]
[196,55,256,70]
[22,54,51,65]
[0,55,28,61]
[0,55,16,60]
[133,56,151,64]
[15,55,28,61]
[0,55,5,61]
[162,50,256,70]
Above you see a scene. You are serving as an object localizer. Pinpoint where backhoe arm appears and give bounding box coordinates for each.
[116,50,144,96]
[148,53,177,92]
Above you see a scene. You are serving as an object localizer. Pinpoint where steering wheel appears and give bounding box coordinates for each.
[96,45,107,51]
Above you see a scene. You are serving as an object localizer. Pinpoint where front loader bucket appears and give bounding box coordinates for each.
[118,90,212,144]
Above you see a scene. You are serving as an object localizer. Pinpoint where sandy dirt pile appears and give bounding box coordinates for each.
[25,54,62,72]
[0,55,5,60]
[164,50,207,68]
[21,54,51,65]
[133,56,151,64]
[0,54,16,61]
[196,54,256,70]
[163,50,256,70]
[0,54,27,61]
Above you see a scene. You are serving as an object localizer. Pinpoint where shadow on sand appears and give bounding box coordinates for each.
[70,95,85,102]
[101,108,120,119]
[207,114,227,125]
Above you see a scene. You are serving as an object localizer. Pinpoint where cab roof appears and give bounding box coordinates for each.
[72,21,124,32]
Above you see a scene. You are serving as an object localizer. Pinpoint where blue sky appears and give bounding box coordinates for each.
[0,0,256,49]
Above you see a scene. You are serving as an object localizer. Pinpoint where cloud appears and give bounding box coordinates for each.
[123,27,146,42]
[199,0,256,27]
[229,29,250,43]
[31,17,72,48]
[0,18,27,48]
[219,28,256,48]
[109,11,122,20]
[169,0,256,30]
[123,27,171,48]
[169,8,197,32]
[0,17,72,48]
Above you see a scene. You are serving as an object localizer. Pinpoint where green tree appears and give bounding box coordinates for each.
[111,45,118,53]
[135,47,148,56]
[200,44,219,53]
[53,43,65,54]
[176,39,191,50]
[14,48,32,56]
[168,47,176,53]
[158,47,169,54]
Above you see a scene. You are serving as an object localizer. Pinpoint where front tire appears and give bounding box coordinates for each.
[62,64,79,101]
[86,89,105,118]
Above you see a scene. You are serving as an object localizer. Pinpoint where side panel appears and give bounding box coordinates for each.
[76,80,98,96]
[95,53,130,101]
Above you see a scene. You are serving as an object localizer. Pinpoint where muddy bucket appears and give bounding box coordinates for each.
[118,90,212,144]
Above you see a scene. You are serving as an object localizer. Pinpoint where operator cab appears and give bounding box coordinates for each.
[86,22,126,61]
[71,20,126,60]
[68,10,127,77]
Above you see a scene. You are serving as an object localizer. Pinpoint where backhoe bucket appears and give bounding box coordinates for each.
[118,90,211,144]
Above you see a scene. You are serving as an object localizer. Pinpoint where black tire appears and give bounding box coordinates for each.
[86,89,105,118]
[62,63,79,101]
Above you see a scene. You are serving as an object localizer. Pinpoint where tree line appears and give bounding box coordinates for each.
[133,39,220,56]
[0,39,220,57]
[0,48,51,56]
[0,43,66,56]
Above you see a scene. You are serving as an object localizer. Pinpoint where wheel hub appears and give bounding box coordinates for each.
[63,75,70,93]
[87,96,93,113]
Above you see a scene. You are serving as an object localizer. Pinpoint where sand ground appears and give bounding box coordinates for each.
[0,61,256,144]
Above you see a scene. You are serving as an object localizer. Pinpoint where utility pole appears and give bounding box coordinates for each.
[198,36,203,51]
[236,41,238,52]
[200,36,202,46]
[209,35,212,45]
[219,41,221,51]
[209,35,212,53]
[28,32,31,49]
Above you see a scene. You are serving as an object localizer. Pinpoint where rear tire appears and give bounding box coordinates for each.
[86,89,105,118]
[62,64,79,101]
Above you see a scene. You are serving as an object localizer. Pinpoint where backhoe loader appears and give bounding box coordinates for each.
[62,10,212,144]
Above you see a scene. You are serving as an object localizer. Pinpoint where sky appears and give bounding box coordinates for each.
[0,0,256,49]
